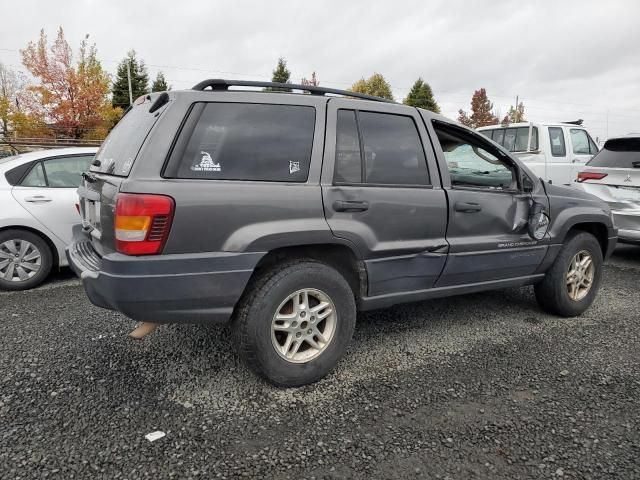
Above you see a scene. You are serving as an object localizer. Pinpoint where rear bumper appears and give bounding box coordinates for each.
[66,225,264,324]
[612,210,640,244]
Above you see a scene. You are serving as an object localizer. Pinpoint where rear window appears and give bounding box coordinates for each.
[91,103,159,176]
[480,127,538,152]
[171,103,315,182]
[587,137,640,168]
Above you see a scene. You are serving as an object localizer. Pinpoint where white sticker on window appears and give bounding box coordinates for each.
[289,161,300,175]
[191,151,221,172]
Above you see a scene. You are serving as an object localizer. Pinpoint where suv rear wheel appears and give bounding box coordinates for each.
[0,229,53,291]
[534,231,603,317]
[234,260,356,387]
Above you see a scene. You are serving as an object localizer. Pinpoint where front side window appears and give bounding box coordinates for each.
[43,155,93,187]
[588,136,599,154]
[570,129,591,155]
[549,127,566,157]
[434,122,516,190]
[175,103,315,182]
[358,111,429,185]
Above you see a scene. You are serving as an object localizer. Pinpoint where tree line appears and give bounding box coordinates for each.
[0,28,525,142]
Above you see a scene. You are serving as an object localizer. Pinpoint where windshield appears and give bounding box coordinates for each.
[91,102,160,176]
[587,137,640,169]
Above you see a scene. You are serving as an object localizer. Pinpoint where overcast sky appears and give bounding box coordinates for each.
[1,0,639,141]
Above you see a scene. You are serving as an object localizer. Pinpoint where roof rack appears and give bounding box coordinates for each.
[191,79,396,104]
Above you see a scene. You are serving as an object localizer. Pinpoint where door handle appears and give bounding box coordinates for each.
[454,201,481,213]
[333,200,369,212]
[24,196,52,203]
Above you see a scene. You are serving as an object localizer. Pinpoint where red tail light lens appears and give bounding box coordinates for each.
[115,193,174,255]
[577,171,608,183]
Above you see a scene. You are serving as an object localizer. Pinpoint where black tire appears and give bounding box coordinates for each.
[0,229,53,291]
[534,231,603,317]
[234,260,357,387]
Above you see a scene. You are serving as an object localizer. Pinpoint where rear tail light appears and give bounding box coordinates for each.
[577,171,608,183]
[115,193,174,255]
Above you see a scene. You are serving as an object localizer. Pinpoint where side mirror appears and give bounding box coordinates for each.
[522,174,535,193]
[528,202,550,240]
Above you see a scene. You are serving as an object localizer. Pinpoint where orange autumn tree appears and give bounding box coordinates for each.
[21,27,122,139]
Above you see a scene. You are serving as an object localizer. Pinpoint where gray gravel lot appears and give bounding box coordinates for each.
[1,245,640,479]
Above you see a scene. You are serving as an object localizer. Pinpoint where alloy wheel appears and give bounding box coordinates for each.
[271,288,337,363]
[566,249,595,301]
[0,239,42,282]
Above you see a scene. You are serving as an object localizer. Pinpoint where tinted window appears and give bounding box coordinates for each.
[92,102,160,176]
[20,163,46,187]
[434,123,515,190]
[175,103,315,182]
[43,155,93,187]
[549,127,566,157]
[358,111,429,185]
[480,130,492,139]
[334,110,362,183]
[570,129,591,155]
[587,137,640,168]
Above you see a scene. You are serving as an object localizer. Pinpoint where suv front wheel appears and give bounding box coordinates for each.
[235,260,356,387]
[534,231,603,317]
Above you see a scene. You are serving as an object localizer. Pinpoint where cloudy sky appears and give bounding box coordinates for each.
[1,0,639,141]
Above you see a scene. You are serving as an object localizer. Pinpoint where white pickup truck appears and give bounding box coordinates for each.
[477,121,599,186]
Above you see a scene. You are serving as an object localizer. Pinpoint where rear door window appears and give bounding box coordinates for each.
[334,110,362,183]
[43,155,94,187]
[358,111,429,185]
[20,163,46,187]
[173,103,315,182]
[549,127,566,157]
[91,102,160,177]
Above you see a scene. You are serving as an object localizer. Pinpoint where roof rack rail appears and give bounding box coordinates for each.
[191,79,396,104]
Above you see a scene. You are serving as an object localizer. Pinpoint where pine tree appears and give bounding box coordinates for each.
[266,57,291,92]
[457,88,498,128]
[350,73,394,101]
[403,78,440,113]
[112,50,149,109]
[151,71,169,92]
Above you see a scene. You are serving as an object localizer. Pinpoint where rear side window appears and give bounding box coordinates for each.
[173,103,315,182]
[587,137,640,168]
[43,155,94,187]
[91,103,160,176]
[20,163,46,187]
[334,110,362,183]
[358,111,429,185]
[548,127,566,157]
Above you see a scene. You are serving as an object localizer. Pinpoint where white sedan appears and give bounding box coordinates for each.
[0,147,97,290]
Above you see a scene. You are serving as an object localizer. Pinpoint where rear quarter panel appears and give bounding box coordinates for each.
[121,92,332,254]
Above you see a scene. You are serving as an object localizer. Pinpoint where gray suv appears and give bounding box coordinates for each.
[67,79,617,386]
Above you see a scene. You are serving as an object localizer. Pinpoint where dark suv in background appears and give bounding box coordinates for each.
[67,80,616,386]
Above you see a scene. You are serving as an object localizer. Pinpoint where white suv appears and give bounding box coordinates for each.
[478,122,599,186]
[0,147,97,290]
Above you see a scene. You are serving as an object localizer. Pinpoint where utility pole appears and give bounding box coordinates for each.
[126,59,133,106]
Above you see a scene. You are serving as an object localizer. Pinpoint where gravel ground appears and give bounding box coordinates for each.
[1,245,639,479]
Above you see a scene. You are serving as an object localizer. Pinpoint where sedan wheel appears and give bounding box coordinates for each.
[0,239,42,283]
